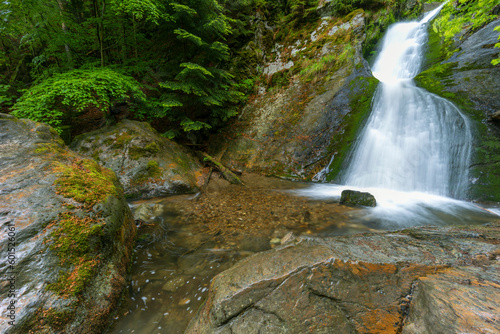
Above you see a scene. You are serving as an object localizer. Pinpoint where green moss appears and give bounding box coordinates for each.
[113,131,133,148]
[46,157,120,297]
[129,141,160,160]
[53,158,119,206]
[133,160,163,183]
[145,141,160,154]
[325,76,379,181]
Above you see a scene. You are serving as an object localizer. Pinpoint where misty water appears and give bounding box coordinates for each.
[299,6,500,227]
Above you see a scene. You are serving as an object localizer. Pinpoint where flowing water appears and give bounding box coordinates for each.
[299,6,500,227]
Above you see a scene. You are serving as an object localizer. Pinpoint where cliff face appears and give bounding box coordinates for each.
[416,6,500,201]
[210,1,422,181]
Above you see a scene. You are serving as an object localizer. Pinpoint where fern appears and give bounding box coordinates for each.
[12,68,145,133]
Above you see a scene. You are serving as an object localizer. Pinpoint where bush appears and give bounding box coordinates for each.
[12,68,146,133]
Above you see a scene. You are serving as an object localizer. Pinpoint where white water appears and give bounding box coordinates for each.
[296,6,500,227]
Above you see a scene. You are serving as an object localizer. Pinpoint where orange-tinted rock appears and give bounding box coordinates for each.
[186,223,500,333]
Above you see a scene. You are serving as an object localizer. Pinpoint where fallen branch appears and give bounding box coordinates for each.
[197,152,243,185]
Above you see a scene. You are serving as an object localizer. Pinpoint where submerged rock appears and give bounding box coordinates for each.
[71,119,204,199]
[0,114,135,333]
[340,189,377,207]
[186,222,500,334]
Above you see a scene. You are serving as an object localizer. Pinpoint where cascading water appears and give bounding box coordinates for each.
[343,5,472,199]
[296,6,499,227]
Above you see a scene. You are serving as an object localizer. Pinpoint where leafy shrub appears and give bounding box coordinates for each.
[493,25,500,66]
[12,68,146,133]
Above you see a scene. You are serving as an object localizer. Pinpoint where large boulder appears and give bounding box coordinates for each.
[186,222,500,334]
[416,18,500,201]
[71,119,204,199]
[0,114,136,333]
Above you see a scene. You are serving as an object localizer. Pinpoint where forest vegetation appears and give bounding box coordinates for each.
[0,0,498,142]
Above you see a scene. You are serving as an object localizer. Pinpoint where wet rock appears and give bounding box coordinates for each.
[210,11,376,181]
[71,119,204,199]
[340,189,377,207]
[162,277,187,292]
[186,222,500,334]
[416,18,500,201]
[0,114,135,333]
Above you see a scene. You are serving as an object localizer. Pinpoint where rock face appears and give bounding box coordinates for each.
[416,18,500,201]
[340,189,376,207]
[71,119,204,199]
[186,222,500,334]
[0,114,135,333]
[212,11,378,180]
[211,1,422,182]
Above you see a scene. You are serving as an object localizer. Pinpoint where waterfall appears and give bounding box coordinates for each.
[294,6,500,228]
[342,5,472,199]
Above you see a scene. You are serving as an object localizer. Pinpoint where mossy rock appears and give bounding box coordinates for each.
[0,114,135,334]
[71,119,204,199]
[415,18,500,201]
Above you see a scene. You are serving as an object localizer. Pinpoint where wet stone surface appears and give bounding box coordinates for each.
[108,174,371,334]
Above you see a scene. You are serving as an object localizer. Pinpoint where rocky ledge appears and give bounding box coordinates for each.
[0,114,135,333]
[187,221,500,333]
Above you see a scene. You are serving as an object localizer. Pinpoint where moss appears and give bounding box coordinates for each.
[325,76,379,182]
[46,157,119,297]
[133,160,163,183]
[145,141,160,154]
[53,158,119,207]
[128,141,160,160]
[113,131,133,148]
[34,142,67,156]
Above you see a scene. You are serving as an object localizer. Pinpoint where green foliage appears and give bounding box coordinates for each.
[0,85,13,105]
[11,68,145,132]
[493,25,500,66]
[284,0,319,27]
[433,0,497,44]
[330,0,384,16]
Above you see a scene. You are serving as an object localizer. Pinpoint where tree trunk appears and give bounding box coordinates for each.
[56,0,72,67]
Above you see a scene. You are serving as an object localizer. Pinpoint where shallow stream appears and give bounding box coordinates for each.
[108,175,499,334]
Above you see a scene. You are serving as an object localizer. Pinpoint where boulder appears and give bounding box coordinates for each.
[71,119,204,199]
[340,189,377,207]
[186,222,500,334]
[0,114,136,333]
